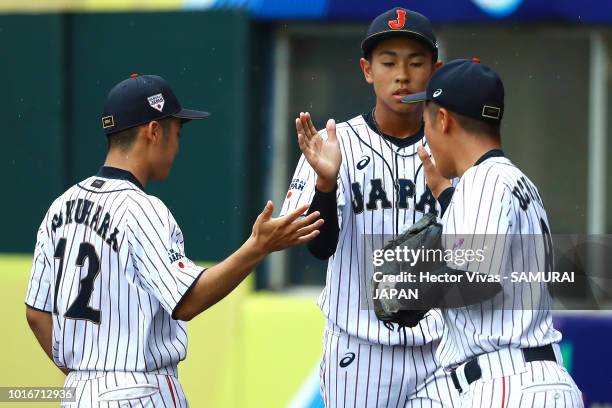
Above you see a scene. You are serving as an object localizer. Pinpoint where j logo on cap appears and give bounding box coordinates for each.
[388,9,407,30]
[361,8,438,59]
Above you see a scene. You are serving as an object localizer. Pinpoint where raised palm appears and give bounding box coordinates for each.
[295,112,342,191]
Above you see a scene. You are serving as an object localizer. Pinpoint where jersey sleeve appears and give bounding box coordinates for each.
[25,216,54,313]
[280,129,346,225]
[126,197,205,318]
[445,167,514,277]
[280,153,319,216]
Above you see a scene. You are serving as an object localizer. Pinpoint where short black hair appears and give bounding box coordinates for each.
[106,119,174,151]
[106,126,140,152]
[426,102,501,140]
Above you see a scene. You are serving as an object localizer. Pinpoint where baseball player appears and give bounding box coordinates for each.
[402,59,584,406]
[281,8,459,407]
[24,74,323,407]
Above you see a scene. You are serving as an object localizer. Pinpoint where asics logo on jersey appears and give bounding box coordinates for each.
[388,9,407,29]
[433,89,443,98]
[339,352,356,367]
[356,156,371,170]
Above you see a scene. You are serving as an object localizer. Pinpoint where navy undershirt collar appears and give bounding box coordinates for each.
[474,149,505,166]
[362,111,424,149]
[96,166,145,191]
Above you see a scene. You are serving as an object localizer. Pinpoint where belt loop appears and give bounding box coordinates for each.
[454,361,471,394]
[552,343,563,366]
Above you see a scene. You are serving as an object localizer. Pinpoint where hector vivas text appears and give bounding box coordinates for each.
[371,243,576,301]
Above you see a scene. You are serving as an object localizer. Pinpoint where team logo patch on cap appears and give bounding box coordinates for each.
[147,93,165,112]
[102,116,115,129]
[388,9,407,29]
[482,105,501,119]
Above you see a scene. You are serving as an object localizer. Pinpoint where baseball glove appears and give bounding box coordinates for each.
[372,213,445,328]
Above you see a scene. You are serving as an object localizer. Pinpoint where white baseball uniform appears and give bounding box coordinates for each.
[25,166,204,408]
[438,151,583,407]
[282,113,460,407]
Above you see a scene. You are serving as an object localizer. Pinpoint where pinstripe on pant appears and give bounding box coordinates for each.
[320,324,460,408]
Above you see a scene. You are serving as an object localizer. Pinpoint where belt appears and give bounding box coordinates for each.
[450,345,557,393]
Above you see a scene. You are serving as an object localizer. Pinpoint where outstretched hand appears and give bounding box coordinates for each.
[296,112,342,192]
[416,146,452,199]
[250,201,324,254]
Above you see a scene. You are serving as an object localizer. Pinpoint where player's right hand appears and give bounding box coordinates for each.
[296,112,342,193]
[249,201,324,254]
[417,145,452,199]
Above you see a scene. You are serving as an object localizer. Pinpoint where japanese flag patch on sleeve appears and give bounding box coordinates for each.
[168,249,203,278]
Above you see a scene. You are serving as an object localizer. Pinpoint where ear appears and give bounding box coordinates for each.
[146,121,163,145]
[359,57,374,84]
[438,108,451,134]
[433,60,443,72]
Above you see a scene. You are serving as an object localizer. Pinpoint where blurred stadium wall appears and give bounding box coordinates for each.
[1,10,252,262]
[2,1,612,407]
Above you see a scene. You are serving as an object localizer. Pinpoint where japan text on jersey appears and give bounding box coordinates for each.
[282,114,443,347]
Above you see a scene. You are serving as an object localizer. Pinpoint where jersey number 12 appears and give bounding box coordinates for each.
[53,238,101,324]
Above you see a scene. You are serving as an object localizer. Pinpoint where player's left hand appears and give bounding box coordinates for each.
[249,201,324,254]
[417,146,451,199]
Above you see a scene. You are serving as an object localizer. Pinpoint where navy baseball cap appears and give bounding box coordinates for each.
[402,58,504,123]
[102,74,210,135]
[361,8,438,58]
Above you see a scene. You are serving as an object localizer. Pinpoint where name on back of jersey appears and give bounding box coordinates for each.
[511,176,543,211]
[51,198,120,252]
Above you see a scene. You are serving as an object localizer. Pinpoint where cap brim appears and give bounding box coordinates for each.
[401,92,428,104]
[362,31,438,57]
[173,108,211,120]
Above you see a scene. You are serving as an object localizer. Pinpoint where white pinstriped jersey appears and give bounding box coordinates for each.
[437,154,562,369]
[25,168,205,375]
[282,114,444,346]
